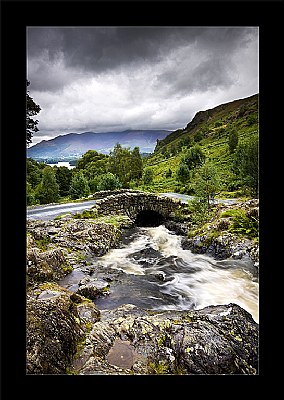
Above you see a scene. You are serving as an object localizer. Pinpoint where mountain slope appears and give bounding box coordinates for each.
[27,129,172,160]
[142,93,259,194]
[155,94,258,153]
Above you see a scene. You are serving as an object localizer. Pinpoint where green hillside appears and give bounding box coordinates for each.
[139,93,258,197]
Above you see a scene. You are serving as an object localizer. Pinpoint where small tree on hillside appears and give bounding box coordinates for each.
[108,143,132,187]
[232,134,259,196]
[176,162,190,184]
[228,129,239,153]
[193,161,220,208]
[142,167,154,185]
[183,144,206,170]
[130,146,143,180]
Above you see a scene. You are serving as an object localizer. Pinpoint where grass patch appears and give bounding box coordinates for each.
[73,209,98,219]
[34,235,52,251]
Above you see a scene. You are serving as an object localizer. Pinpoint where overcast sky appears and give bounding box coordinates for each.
[27,26,259,146]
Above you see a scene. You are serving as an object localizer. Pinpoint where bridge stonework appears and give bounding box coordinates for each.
[91,190,183,222]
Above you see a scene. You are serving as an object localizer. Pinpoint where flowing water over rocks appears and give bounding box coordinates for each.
[59,225,258,323]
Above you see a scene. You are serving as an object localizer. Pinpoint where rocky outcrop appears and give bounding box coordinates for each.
[27,216,134,276]
[26,282,100,374]
[76,277,110,300]
[27,246,73,283]
[181,199,259,269]
[27,285,258,375]
[70,303,258,375]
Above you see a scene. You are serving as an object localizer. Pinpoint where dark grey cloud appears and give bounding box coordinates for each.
[27,26,259,144]
[28,26,195,70]
[28,27,257,92]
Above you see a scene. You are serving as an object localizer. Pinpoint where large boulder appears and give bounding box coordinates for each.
[76,278,110,300]
[26,283,100,374]
[70,303,258,375]
[27,247,73,283]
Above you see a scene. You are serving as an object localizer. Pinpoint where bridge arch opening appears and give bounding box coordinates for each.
[135,210,165,227]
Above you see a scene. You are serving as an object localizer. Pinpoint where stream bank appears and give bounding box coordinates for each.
[26,197,259,375]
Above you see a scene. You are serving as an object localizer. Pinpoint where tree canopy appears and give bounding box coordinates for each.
[232,134,258,196]
[193,161,220,207]
[69,171,90,200]
[35,166,60,204]
[26,81,41,146]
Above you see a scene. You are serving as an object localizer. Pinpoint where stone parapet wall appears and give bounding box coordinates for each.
[89,189,143,200]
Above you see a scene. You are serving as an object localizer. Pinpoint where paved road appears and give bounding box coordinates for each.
[160,192,239,205]
[27,199,97,221]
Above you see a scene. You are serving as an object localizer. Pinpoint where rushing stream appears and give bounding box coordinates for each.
[60,224,259,323]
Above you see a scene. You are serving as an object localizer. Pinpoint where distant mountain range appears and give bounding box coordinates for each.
[27,129,172,160]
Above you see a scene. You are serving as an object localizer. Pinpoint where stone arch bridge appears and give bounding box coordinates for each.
[90,189,186,226]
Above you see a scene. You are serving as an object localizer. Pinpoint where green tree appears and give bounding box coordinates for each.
[193,161,220,208]
[35,166,60,204]
[187,197,211,228]
[228,129,239,153]
[97,173,122,191]
[193,130,204,143]
[246,114,258,126]
[55,166,73,197]
[76,150,100,169]
[170,144,177,156]
[26,158,43,188]
[130,146,143,180]
[69,171,90,199]
[27,182,39,206]
[26,81,41,146]
[108,143,132,186]
[85,159,108,181]
[88,176,102,192]
[232,134,259,196]
[183,144,206,170]
[176,163,190,184]
[142,167,154,185]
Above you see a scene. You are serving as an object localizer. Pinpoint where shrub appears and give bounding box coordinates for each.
[221,208,258,239]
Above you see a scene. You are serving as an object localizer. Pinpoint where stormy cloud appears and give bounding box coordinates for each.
[27,26,259,144]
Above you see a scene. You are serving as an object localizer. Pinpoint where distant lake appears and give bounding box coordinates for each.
[47,161,75,170]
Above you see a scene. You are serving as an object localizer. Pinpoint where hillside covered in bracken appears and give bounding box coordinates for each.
[142,93,258,197]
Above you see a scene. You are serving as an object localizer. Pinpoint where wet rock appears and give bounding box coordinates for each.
[129,247,162,265]
[27,247,72,282]
[72,302,258,375]
[27,218,129,261]
[106,338,138,369]
[26,217,134,287]
[26,283,100,374]
[164,220,189,236]
[76,279,110,300]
